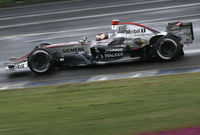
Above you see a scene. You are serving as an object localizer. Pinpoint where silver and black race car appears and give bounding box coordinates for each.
[5,20,194,74]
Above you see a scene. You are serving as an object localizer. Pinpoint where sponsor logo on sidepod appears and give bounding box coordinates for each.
[63,47,85,53]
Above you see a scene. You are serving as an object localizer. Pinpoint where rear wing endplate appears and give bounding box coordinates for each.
[166,22,194,44]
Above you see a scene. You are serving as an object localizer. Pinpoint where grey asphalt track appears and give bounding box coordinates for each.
[0,0,200,87]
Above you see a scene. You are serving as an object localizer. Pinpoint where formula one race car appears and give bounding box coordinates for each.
[5,20,194,74]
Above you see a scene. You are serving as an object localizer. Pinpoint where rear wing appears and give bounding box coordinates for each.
[166,22,194,44]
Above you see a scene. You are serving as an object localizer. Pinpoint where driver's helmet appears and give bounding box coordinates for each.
[96,32,108,41]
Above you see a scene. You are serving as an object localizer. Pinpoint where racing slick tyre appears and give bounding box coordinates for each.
[28,48,54,74]
[155,35,182,61]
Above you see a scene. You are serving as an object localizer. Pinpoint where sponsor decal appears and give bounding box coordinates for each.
[134,33,153,36]
[63,47,85,53]
[126,28,146,34]
[178,32,191,37]
[133,28,146,33]
[105,52,124,58]
[16,64,25,69]
[8,63,25,70]
[105,48,123,52]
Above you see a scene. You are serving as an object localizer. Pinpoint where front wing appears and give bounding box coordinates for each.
[5,61,28,71]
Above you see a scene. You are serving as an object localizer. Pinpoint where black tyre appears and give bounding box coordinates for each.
[155,35,181,61]
[28,48,54,74]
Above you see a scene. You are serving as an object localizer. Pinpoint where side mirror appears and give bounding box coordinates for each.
[79,37,88,44]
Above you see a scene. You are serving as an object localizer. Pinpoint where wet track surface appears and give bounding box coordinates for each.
[0,0,200,88]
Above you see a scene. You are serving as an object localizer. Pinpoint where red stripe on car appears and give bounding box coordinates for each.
[14,53,30,62]
[44,44,74,49]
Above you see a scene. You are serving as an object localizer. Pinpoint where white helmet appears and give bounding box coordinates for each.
[96,33,108,41]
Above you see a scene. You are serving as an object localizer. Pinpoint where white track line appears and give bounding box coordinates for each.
[0,82,28,90]
[98,77,108,81]
[0,26,109,40]
[24,33,85,43]
[0,2,200,29]
[0,0,170,21]
[139,14,200,24]
[185,49,200,54]
[131,73,142,78]
[1,13,200,41]
[0,0,82,11]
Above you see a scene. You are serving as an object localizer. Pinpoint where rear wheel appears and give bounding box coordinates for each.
[28,48,54,74]
[155,35,182,61]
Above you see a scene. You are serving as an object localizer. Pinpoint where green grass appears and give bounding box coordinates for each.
[0,73,200,135]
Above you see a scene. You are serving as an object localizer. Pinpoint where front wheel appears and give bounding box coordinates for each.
[155,35,182,61]
[28,48,54,74]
